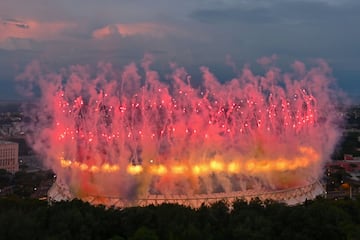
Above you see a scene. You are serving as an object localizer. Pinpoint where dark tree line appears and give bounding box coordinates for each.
[0,197,360,240]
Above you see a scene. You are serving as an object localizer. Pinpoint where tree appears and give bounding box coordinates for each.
[130,226,159,240]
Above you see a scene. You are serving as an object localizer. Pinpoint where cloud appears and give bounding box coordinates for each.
[0,18,77,50]
[189,1,360,25]
[189,7,278,24]
[186,1,360,61]
[2,19,29,29]
[92,22,179,39]
[0,0,359,100]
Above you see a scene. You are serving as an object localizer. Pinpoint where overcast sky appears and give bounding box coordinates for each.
[0,0,359,101]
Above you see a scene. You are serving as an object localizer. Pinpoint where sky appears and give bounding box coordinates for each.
[0,0,359,101]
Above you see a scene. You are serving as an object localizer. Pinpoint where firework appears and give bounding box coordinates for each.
[19,58,341,201]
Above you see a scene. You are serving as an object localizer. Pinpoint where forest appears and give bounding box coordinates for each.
[0,197,359,240]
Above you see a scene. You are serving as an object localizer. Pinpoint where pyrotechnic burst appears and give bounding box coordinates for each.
[18,57,342,200]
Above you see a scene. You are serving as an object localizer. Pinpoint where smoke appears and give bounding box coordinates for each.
[17,56,344,199]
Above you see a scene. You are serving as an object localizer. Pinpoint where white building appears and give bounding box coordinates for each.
[0,140,19,173]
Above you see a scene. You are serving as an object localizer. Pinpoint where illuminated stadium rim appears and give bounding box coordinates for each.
[48,179,325,207]
[59,146,320,176]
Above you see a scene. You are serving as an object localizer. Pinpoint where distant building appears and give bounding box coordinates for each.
[328,159,360,168]
[0,140,19,173]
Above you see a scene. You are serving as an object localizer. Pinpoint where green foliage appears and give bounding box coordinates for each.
[0,197,360,239]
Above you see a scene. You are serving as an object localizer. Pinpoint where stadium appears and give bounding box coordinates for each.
[22,60,340,208]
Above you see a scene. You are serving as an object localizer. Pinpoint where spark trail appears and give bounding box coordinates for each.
[18,58,342,199]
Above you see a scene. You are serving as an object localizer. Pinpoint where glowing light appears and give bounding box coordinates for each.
[80,163,88,171]
[59,145,319,176]
[150,165,167,175]
[127,165,143,175]
[171,165,187,174]
[90,166,100,173]
[246,161,256,172]
[228,162,240,173]
[192,164,209,175]
[210,160,224,172]
[275,160,287,171]
[60,158,72,167]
